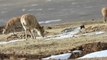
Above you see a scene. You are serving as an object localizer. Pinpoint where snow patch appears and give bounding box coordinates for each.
[78,50,107,59]
[82,31,104,36]
[37,26,104,40]
[39,19,62,24]
[42,53,71,60]
[0,39,25,45]
[72,50,82,54]
[45,27,81,40]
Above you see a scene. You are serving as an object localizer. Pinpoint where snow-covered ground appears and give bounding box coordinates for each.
[45,27,81,40]
[78,50,107,59]
[42,53,72,60]
[82,31,104,36]
[44,27,104,40]
[42,50,81,60]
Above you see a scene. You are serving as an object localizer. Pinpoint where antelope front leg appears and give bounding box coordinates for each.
[24,30,28,40]
[28,29,36,39]
[103,17,106,23]
[31,29,36,39]
[13,29,15,35]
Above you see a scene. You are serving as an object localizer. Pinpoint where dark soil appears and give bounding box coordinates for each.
[70,42,107,59]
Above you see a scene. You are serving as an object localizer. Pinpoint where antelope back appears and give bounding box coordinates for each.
[2,16,21,34]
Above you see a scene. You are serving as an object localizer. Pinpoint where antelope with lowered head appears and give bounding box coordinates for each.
[20,14,44,39]
[101,7,107,22]
[2,16,21,34]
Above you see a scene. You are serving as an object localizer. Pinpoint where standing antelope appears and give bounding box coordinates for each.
[2,16,21,34]
[20,14,44,39]
[101,7,107,22]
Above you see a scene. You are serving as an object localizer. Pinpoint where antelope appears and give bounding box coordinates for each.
[20,14,44,39]
[2,16,21,34]
[101,7,107,22]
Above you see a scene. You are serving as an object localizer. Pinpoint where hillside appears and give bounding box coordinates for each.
[0,20,107,60]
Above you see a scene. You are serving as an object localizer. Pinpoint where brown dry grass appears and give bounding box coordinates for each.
[0,20,107,59]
